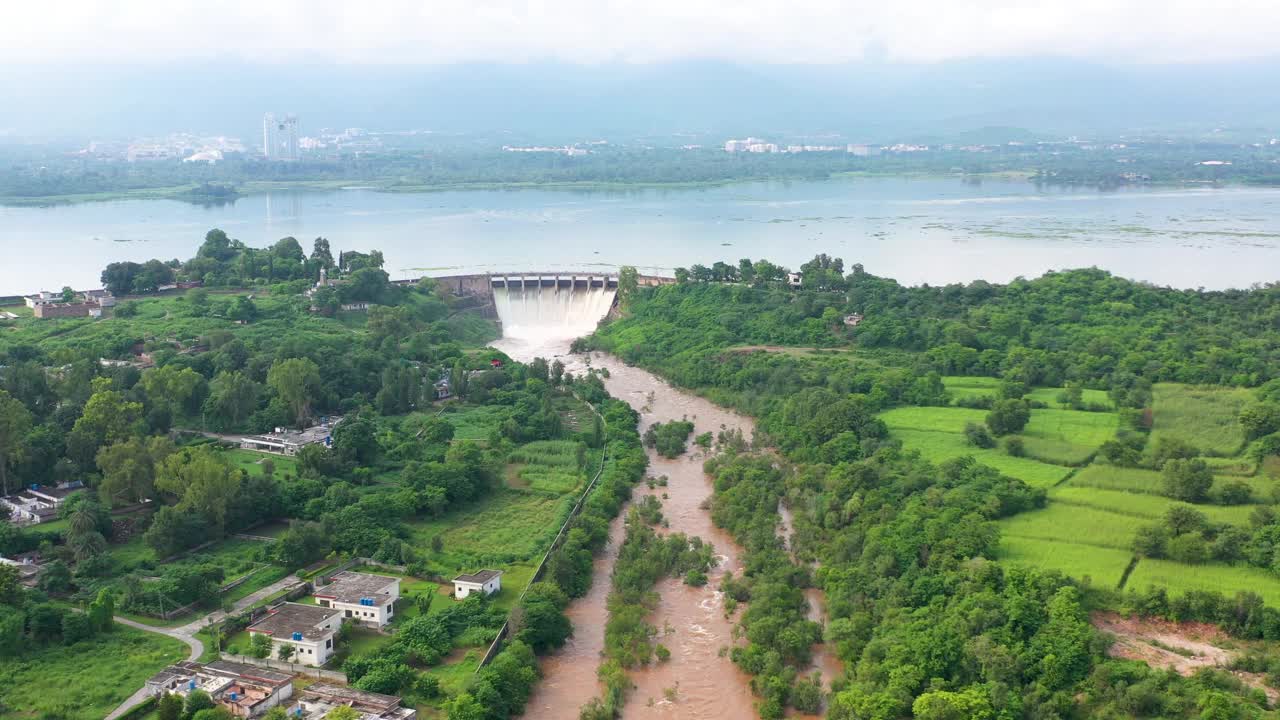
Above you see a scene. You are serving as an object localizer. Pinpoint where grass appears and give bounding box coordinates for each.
[941,376,1000,400]
[405,489,574,569]
[1049,486,1259,526]
[997,534,1133,588]
[506,440,587,495]
[891,428,1071,487]
[998,503,1140,550]
[0,625,188,720]
[1150,383,1253,457]
[226,448,300,479]
[1026,386,1113,409]
[1017,409,1118,465]
[1127,558,1280,606]
[1070,462,1272,502]
[437,405,510,443]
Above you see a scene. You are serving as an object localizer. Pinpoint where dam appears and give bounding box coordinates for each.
[427,271,673,359]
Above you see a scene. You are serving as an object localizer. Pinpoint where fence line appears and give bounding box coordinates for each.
[221,653,348,683]
[478,396,610,670]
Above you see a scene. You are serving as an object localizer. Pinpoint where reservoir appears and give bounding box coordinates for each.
[4,177,1280,293]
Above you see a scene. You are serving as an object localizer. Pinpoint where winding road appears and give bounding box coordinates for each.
[102,572,302,720]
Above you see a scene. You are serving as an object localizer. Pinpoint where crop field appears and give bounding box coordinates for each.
[1150,383,1253,457]
[1018,409,1118,465]
[0,625,188,720]
[941,376,1000,400]
[507,440,588,494]
[1049,486,1259,526]
[1070,463,1271,502]
[998,503,1139,550]
[1126,558,1280,606]
[891,428,1070,487]
[1026,386,1113,409]
[406,489,574,569]
[996,535,1133,588]
[439,405,510,442]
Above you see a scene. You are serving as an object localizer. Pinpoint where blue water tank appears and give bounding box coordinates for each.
[292,632,302,641]
[230,692,238,701]
[189,680,196,690]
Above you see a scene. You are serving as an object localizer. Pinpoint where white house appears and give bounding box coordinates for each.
[787,272,803,288]
[313,571,400,628]
[453,570,502,599]
[146,660,294,718]
[0,484,80,525]
[246,603,343,667]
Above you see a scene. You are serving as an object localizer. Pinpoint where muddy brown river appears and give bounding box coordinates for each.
[496,338,834,718]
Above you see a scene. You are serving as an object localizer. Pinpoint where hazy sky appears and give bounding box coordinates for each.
[3,0,1278,65]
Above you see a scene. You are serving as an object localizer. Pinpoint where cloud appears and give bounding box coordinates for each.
[2,0,1278,65]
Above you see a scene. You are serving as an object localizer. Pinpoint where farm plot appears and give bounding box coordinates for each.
[998,503,1139,550]
[941,376,1000,401]
[406,489,575,569]
[1150,383,1253,457]
[997,535,1133,588]
[506,440,589,495]
[1018,408,1118,465]
[1070,463,1273,502]
[1049,486,1259,526]
[1026,386,1113,410]
[1126,558,1280,606]
[892,429,1069,488]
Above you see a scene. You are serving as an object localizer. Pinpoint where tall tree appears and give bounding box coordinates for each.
[0,390,33,495]
[267,358,322,428]
[156,447,243,535]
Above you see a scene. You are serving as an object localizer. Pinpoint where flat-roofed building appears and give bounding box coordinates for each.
[291,682,416,720]
[246,603,342,667]
[145,660,294,718]
[452,569,502,599]
[314,571,400,628]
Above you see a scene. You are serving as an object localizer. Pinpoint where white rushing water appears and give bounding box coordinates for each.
[491,284,616,361]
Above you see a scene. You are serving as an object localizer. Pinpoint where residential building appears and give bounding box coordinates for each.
[24,291,55,308]
[238,418,341,456]
[32,301,102,319]
[787,272,803,288]
[313,571,400,628]
[843,313,864,327]
[433,376,452,400]
[453,570,502,599]
[291,683,416,720]
[146,660,294,718]
[264,113,300,161]
[246,603,343,667]
[1,484,80,525]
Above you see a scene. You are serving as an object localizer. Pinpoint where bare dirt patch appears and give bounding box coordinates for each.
[1094,611,1277,703]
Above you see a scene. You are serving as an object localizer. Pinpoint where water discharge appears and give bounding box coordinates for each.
[494,284,826,718]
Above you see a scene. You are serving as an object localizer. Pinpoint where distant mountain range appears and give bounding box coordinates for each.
[3,57,1279,142]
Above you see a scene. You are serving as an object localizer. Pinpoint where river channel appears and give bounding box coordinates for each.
[499,342,770,718]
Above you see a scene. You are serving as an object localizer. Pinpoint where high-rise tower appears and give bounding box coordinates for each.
[263,112,299,161]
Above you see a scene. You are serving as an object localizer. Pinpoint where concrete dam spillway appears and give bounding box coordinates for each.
[485,274,620,358]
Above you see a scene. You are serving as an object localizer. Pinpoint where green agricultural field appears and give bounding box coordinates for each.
[998,503,1139,550]
[1070,462,1273,502]
[1126,558,1280,606]
[892,429,1070,487]
[0,625,188,720]
[1150,383,1253,457]
[941,376,1000,400]
[997,535,1133,588]
[406,489,574,568]
[507,440,588,495]
[440,404,510,442]
[1048,486,1259,526]
[1026,386,1113,410]
[1069,464,1167,494]
[1018,408,1118,465]
[882,405,990,432]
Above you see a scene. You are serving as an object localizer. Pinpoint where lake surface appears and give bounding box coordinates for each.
[4,177,1280,293]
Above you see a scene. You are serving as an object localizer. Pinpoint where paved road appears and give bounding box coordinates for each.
[102,572,302,720]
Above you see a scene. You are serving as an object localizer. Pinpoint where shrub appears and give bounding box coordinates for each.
[1004,436,1026,457]
[964,422,995,449]
[1167,533,1209,564]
